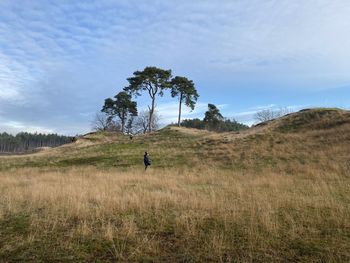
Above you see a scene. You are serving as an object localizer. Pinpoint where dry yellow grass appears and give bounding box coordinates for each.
[1,109,349,261]
[0,165,349,262]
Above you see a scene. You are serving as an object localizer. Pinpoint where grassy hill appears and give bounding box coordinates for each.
[1,108,349,173]
[0,108,349,262]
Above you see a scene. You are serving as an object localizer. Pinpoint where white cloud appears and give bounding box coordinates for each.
[0,121,54,135]
[0,0,349,134]
[251,104,277,110]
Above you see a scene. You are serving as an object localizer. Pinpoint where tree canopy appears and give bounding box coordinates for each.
[171,76,199,126]
[204,104,223,122]
[124,66,172,132]
[101,91,137,133]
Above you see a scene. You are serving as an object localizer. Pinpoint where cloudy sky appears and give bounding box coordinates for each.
[0,0,350,135]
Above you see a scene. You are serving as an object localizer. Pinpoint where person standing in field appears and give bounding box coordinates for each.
[144,151,151,171]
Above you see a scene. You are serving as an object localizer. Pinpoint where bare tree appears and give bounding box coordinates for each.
[134,110,160,134]
[91,112,121,132]
[91,112,109,131]
[277,107,293,117]
[254,109,277,123]
[254,107,293,123]
[125,116,135,135]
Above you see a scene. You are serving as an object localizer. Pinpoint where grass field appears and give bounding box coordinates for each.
[0,109,349,262]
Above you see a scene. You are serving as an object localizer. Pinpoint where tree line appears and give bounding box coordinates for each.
[0,132,73,153]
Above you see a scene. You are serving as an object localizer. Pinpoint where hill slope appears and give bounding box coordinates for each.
[1,108,349,174]
[0,108,349,262]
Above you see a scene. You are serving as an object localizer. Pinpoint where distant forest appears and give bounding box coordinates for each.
[179,104,249,132]
[0,132,73,153]
[180,118,249,132]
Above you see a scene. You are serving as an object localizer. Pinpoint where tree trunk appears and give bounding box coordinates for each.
[121,119,125,133]
[148,98,155,133]
[177,93,183,127]
[121,111,125,133]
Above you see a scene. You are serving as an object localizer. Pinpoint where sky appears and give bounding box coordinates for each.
[0,0,350,135]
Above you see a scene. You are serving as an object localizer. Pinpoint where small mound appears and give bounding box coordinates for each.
[275,108,350,133]
[34,146,52,152]
[83,131,124,141]
[167,126,211,136]
[64,131,126,148]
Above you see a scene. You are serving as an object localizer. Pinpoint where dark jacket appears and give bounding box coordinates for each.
[144,154,150,165]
